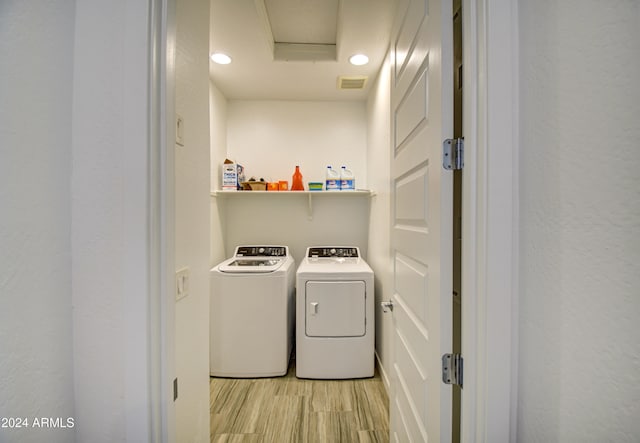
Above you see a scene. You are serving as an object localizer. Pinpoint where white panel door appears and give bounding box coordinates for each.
[389,0,453,441]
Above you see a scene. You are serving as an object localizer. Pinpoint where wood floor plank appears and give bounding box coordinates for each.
[212,433,263,443]
[309,411,359,443]
[352,379,389,431]
[262,395,309,443]
[357,430,390,443]
[210,360,389,442]
[272,376,314,397]
[310,380,355,412]
[211,379,252,414]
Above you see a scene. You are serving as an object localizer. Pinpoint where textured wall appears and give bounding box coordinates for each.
[518,1,640,441]
[225,100,368,188]
[0,3,76,442]
[209,81,228,268]
[366,52,393,389]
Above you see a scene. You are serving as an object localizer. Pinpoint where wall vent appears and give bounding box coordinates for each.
[337,75,368,90]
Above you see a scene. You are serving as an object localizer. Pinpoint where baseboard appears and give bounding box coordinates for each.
[375,351,390,395]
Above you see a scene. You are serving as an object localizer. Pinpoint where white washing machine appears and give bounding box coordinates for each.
[296,246,374,379]
[210,245,295,377]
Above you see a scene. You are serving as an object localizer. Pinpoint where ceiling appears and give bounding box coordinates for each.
[209,0,397,101]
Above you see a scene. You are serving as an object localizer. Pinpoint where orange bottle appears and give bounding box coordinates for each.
[291,165,304,191]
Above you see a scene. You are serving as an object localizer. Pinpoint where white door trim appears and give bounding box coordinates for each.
[149,0,177,441]
[461,0,518,441]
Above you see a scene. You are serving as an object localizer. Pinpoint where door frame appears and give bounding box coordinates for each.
[460,0,518,441]
[149,0,177,441]
[147,0,519,441]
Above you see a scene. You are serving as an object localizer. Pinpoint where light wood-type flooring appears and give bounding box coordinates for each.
[210,359,389,442]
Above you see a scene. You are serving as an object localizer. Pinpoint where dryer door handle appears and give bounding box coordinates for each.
[310,302,319,315]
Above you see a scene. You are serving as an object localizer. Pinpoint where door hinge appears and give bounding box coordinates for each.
[443,138,464,170]
[442,353,463,386]
[173,377,178,401]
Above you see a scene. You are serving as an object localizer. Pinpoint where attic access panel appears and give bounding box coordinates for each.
[259,0,339,61]
[264,0,339,44]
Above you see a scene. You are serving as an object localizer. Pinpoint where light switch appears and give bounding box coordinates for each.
[176,267,189,301]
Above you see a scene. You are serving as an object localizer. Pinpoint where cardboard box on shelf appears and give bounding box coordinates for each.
[222,159,243,191]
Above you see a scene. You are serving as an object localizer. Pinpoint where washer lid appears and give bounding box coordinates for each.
[218,257,285,273]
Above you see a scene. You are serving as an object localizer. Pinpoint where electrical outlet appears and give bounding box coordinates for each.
[175,267,189,301]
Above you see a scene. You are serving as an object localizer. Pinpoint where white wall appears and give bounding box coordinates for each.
[214,99,372,266]
[175,0,211,440]
[210,81,228,267]
[72,1,154,441]
[0,3,76,442]
[517,1,640,441]
[219,193,371,265]
[365,53,393,388]
[1,2,155,442]
[225,100,368,189]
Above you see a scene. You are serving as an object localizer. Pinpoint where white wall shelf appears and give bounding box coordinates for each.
[211,189,374,220]
[211,189,373,197]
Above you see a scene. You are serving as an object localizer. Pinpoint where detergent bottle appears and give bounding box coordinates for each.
[340,166,355,191]
[325,166,340,191]
[291,165,304,191]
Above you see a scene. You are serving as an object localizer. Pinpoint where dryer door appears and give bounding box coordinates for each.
[305,280,365,337]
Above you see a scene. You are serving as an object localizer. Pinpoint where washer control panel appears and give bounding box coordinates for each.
[308,247,359,258]
[235,246,288,257]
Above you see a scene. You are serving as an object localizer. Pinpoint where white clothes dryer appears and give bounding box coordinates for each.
[296,246,374,379]
[210,245,295,377]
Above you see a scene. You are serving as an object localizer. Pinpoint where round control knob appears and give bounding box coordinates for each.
[258,247,265,254]
[330,248,336,255]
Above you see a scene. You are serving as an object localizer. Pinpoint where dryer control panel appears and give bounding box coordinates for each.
[235,246,288,257]
[308,247,359,258]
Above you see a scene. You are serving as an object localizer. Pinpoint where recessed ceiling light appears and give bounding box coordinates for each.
[349,54,369,66]
[211,52,232,65]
